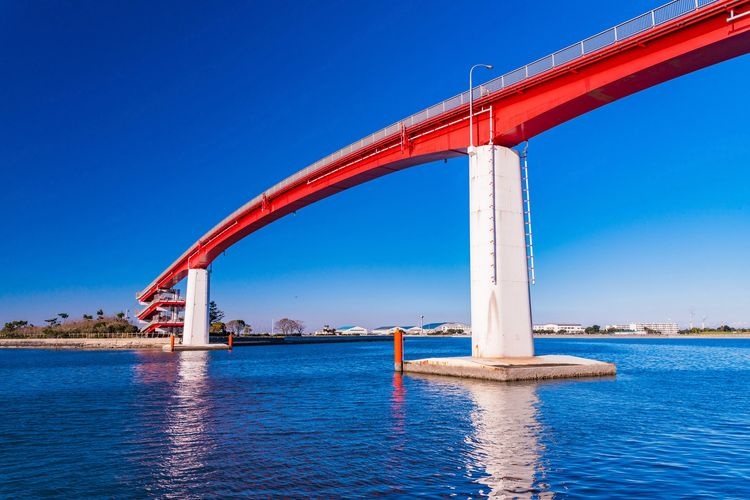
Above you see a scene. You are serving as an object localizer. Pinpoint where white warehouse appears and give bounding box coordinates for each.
[533,323,585,334]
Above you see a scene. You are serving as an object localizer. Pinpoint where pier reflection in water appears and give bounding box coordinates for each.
[403,374,550,497]
[132,351,216,494]
[162,351,213,485]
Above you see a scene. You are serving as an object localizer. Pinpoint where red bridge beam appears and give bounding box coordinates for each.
[138,0,750,302]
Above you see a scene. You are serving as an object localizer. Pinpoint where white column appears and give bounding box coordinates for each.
[469,145,534,358]
[182,268,210,346]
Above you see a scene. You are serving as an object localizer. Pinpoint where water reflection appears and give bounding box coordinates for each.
[468,380,551,498]
[158,351,214,493]
[409,375,550,497]
[132,350,181,385]
[390,373,406,436]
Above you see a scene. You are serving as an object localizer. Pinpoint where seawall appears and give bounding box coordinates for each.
[0,338,171,350]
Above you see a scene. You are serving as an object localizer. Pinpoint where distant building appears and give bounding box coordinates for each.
[533,323,585,334]
[605,322,678,335]
[423,322,471,334]
[336,326,368,335]
[313,325,337,335]
[371,326,398,335]
[372,325,414,335]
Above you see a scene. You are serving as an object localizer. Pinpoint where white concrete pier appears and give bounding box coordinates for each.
[469,145,534,358]
[402,145,616,382]
[182,268,210,346]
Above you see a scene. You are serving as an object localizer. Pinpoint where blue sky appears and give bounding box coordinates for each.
[1,0,748,330]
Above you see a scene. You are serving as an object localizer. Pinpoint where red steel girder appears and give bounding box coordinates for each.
[138,1,750,302]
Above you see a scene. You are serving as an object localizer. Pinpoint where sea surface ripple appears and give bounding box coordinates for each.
[0,337,748,498]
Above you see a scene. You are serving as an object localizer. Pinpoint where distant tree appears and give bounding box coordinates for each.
[718,325,735,332]
[584,325,601,334]
[2,320,29,333]
[275,318,291,335]
[241,324,253,335]
[291,320,305,335]
[44,318,59,327]
[322,324,336,335]
[209,301,224,324]
[116,312,125,320]
[58,313,69,323]
[275,318,303,335]
[226,319,246,335]
[96,309,104,319]
[83,314,93,320]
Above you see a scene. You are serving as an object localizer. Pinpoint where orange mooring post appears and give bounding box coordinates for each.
[394,329,404,373]
[169,334,175,352]
[228,334,233,349]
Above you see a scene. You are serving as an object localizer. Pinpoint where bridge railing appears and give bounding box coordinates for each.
[274,0,719,194]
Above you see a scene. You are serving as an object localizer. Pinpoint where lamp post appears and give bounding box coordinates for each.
[420,315,424,335]
[469,64,494,153]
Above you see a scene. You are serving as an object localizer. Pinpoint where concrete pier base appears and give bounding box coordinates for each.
[162,343,230,352]
[403,355,616,382]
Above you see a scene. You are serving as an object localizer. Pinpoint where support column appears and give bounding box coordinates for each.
[182,268,210,346]
[469,145,534,358]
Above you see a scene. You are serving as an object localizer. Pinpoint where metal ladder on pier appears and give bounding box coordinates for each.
[520,142,536,285]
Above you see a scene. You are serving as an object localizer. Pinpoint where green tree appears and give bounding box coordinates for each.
[209,301,224,323]
[58,313,69,323]
[116,312,125,320]
[2,320,29,333]
[96,309,104,320]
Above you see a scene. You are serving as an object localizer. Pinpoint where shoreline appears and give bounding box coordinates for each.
[0,338,171,350]
[3,333,748,351]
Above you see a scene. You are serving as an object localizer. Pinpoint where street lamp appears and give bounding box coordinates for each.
[469,64,494,152]
[420,315,424,335]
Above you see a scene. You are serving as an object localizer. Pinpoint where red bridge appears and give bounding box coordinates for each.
[137,0,750,348]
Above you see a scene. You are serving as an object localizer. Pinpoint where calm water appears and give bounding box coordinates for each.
[1,338,749,498]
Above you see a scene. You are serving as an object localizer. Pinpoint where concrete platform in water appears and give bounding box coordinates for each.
[162,343,230,352]
[403,355,616,382]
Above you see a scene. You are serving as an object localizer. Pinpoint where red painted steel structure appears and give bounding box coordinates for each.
[138,300,186,321]
[137,0,750,303]
[142,321,183,334]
